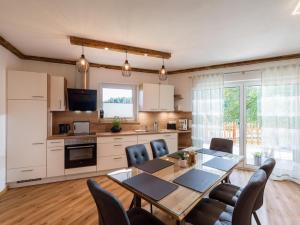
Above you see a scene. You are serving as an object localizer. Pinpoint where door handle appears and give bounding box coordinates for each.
[113,144,122,147]
[32,142,44,145]
[21,169,33,172]
[113,157,122,160]
[59,100,62,109]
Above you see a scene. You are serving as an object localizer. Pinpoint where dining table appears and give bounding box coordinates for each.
[107,146,244,225]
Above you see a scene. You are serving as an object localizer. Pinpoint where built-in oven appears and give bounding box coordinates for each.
[64,137,97,169]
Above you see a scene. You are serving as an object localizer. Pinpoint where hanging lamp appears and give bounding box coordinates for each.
[122,51,132,77]
[159,58,167,81]
[76,46,89,73]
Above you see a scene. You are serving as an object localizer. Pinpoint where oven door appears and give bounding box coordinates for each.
[65,143,97,169]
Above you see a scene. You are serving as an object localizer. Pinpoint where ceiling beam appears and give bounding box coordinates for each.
[0,35,26,59]
[168,53,300,74]
[69,36,171,59]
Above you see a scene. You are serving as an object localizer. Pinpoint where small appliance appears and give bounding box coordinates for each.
[59,124,71,134]
[178,119,188,130]
[73,121,90,134]
[167,121,177,130]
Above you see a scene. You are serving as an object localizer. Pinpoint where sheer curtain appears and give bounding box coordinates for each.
[192,73,224,147]
[261,64,300,183]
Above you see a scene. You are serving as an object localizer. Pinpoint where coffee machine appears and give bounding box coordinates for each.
[178,119,188,130]
[59,124,70,134]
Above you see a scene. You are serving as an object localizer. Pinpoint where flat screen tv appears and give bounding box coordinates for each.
[67,88,97,111]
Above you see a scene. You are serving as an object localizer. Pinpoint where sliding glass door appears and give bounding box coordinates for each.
[224,81,262,168]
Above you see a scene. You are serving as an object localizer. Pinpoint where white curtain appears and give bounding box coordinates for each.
[192,73,224,147]
[261,64,300,183]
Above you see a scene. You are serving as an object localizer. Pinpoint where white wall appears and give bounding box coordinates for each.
[0,46,22,192]
[168,58,300,112]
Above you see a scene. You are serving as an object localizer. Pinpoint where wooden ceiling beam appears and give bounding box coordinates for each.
[69,36,171,59]
[0,35,26,59]
[168,53,300,74]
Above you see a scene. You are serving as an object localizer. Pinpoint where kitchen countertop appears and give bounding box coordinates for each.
[47,129,189,140]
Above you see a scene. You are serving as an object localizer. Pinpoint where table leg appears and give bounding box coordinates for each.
[133,195,141,208]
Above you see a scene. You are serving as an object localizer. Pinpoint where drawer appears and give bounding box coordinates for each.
[7,166,46,183]
[137,134,162,143]
[160,133,177,140]
[47,139,64,148]
[47,147,64,177]
[97,155,127,171]
[97,135,137,144]
[98,141,136,157]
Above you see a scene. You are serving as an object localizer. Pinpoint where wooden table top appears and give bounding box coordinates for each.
[107,147,244,221]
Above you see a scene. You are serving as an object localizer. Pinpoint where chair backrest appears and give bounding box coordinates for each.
[232,169,267,225]
[125,144,150,167]
[253,158,276,210]
[209,138,233,153]
[150,139,169,159]
[87,179,130,225]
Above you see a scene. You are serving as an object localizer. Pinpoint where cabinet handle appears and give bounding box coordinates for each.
[59,100,62,109]
[21,169,33,172]
[113,157,122,160]
[50,149,63,151]
[32,142,44,145]
[49,141,61,144]
[32,96,44,98]
[114,138,123,140]
[114,144,122,147]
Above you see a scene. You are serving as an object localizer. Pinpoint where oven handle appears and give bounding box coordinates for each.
[66,145,95,149]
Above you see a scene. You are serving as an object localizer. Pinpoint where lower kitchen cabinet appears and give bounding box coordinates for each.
[97,155,127,171]
[47,140,65,177]
[7,166,46,183]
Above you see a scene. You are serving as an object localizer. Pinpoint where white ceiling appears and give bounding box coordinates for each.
[0,0,300,70]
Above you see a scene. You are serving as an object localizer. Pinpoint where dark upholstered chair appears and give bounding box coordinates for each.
[209,158,276,225]
[126,144,150,167]
[87,179,166,225]
[185,169,267,225]
[210,138,233,153]
[150,139,169,159]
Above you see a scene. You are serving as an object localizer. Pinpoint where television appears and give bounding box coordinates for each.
[67,88,97,111]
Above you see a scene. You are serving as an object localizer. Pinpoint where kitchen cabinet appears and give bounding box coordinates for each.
[139,83,174,111]
[47,140,65,177]
[7,71,47,100]
[50,76,66,111]
[7,70,47,182]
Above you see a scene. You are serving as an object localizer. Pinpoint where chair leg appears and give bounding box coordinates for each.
[150,204,153,214]
[129,198,134,209]
[253,211,261,225]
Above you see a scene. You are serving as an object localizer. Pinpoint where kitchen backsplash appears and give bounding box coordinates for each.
[51,111,192,134]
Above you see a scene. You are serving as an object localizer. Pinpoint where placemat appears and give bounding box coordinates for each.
[196,148,217,156]
[135,158,174,174]
[123,173,178,201]
[203,157,237,171]
[213,151,229,157]
[173,169,220,193]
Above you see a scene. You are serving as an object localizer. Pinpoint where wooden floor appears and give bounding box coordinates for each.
[0,170,300,225]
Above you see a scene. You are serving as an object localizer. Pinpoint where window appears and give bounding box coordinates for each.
[99,83,137,120]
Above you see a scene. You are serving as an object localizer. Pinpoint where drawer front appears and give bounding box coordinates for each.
[98,141,136,157]
[97,135,137,144]
[97,155,127,171]
[47,139,64,148]
[7,166,46,183]
[47,147,64,177]
[137,134,162,143]
[160,133,177,140]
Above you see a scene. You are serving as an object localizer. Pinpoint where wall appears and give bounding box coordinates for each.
[168,58,300,113]
[0,46,22,192]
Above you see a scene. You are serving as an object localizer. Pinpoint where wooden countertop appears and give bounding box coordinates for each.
[47,129,188,140]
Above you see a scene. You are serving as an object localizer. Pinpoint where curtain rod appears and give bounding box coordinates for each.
[188,69,262,78]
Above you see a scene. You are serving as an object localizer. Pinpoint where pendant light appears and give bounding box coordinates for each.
[122,51,132,77]
[76,46,89,73]
[159,58,167,81]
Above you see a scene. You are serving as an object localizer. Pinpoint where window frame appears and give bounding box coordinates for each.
[98,83,138,122]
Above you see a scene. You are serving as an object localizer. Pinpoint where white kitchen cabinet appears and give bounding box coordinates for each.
[47,140,65,177]
[159,85,174,111]
[7,166,46,183]
[139,83,160,111]
[139,83,174,111]
[7,71,47,100]
[50,76,66,111]
[160,133,178,154]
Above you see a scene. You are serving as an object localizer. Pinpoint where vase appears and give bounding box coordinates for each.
[254,156,262,166]
[178,159,188,168]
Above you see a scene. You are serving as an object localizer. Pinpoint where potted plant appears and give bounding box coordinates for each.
[253,151,262,166]
[177,151,188,168]
[111,116,122,133]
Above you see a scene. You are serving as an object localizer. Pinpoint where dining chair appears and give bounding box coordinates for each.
[185,169,267,225]
[125,144,152,212]
[87,179,166,225]
[210,138,233,153]
[125,144,150,167]
[209,158,276,225]
[210,138,233,183]
[150,139,169,159]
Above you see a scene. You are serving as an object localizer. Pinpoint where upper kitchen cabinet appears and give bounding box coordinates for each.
[7,71,47,100]
[139,83,174,111]
[159,84,174,111]
[50,76,66,111]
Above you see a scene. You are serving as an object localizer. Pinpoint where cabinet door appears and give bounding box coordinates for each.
[50,76,65,111]
[7,100,47,169]
[47,140,64,177]
[159,85,174,111]
[140,83,159,111]
[7,71,47,100]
